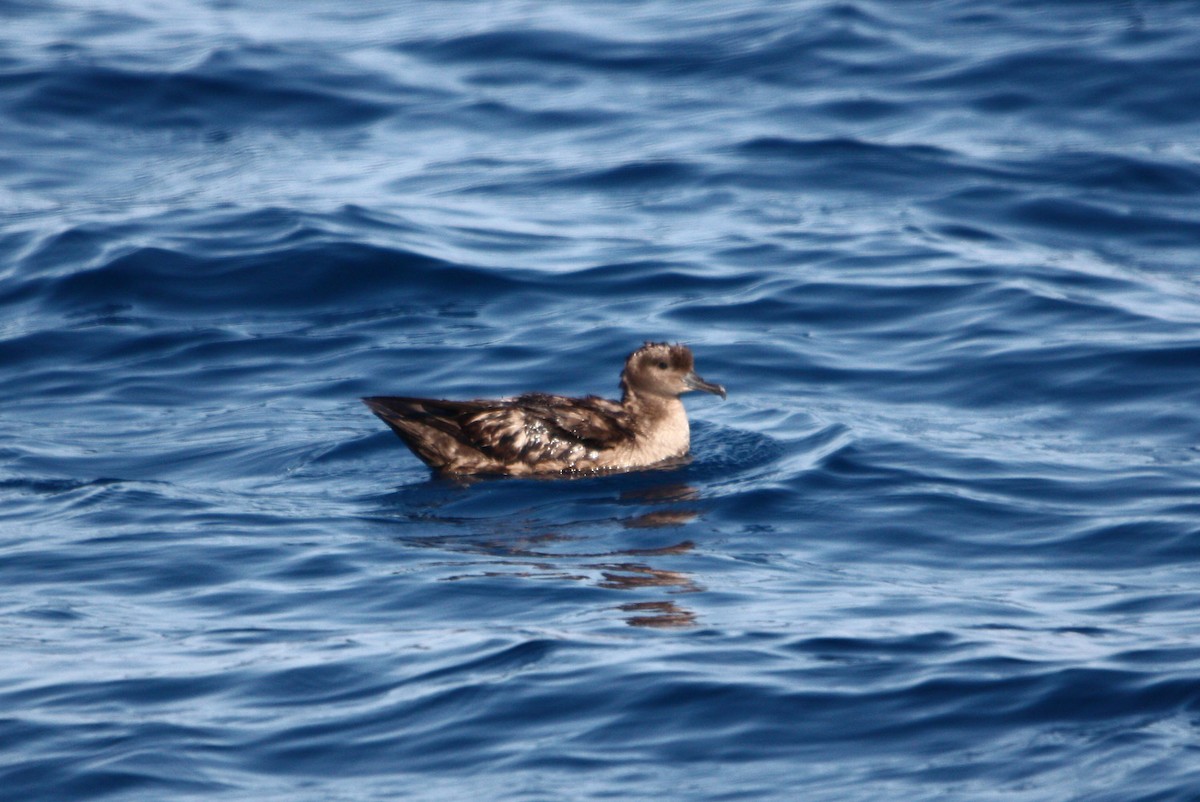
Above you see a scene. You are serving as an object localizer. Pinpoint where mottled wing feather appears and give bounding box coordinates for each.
[519,394,632,444]
[365,396,489,441]
[363,396,502,470]
[461,393,633,466]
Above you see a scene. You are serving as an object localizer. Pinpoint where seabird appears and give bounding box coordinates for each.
[363,342,726,476]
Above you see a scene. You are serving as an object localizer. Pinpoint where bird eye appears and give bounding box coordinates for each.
[657,361,668,370]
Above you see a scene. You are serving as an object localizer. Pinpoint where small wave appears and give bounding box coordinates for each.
[10,54,393,130]
[34,241,529,317]
[401,28,720,77]
[554,159,701,190]
[1006,197,1200,246]
[733,136,968,191]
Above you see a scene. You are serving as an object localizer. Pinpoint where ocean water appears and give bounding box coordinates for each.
[4,0,1200,799]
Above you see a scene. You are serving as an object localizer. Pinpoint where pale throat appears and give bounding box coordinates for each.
[624,391,691,460]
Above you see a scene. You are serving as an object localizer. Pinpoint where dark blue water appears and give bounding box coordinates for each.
[5,1,1200,799]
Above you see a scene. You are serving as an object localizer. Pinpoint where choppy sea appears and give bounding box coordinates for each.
[4,1,1200,799]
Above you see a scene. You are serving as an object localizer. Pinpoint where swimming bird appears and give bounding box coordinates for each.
[363,342,726,477]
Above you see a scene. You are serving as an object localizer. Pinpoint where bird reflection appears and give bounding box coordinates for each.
[619,483,701,504]
[621,509,698,529]
[391,481,706,628]
[595,561,700,592]
[619,601,698,629]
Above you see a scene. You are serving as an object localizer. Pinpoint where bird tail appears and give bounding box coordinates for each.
[362,396,484,471]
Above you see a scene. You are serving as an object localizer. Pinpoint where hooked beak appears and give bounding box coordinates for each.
[683,371,727,400]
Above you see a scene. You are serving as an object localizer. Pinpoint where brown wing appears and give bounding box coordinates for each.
[363,396,501,470]
[461,393,634,466]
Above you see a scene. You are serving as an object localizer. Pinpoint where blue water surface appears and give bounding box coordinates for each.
[4,1,1200,799]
